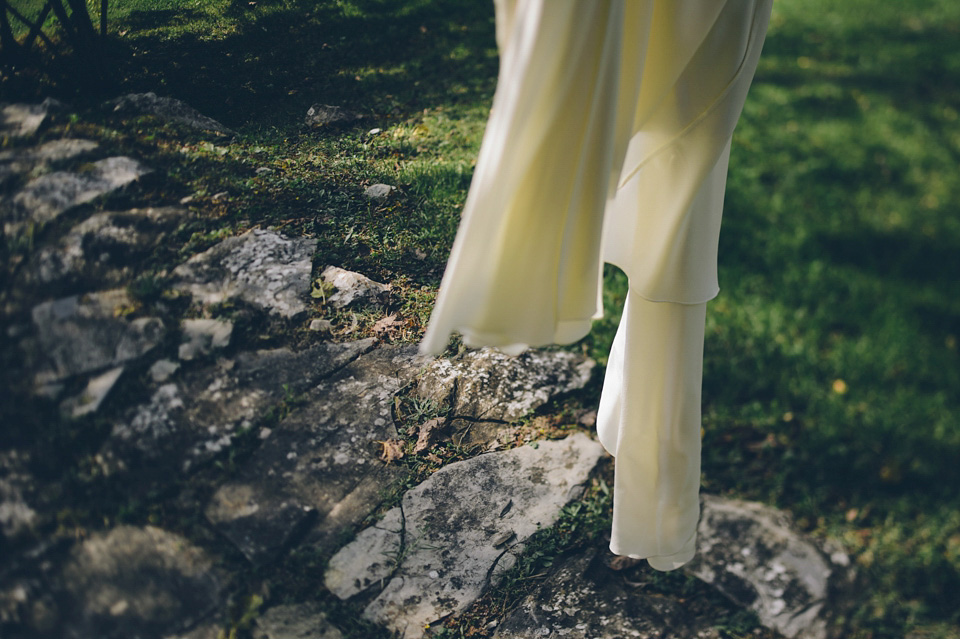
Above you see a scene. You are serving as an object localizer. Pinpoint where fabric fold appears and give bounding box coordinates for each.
[421,0,772,570]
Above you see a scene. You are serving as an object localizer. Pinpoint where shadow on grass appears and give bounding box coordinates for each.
[814,228,960,288]
[5,0,500,133]
[122,9,205,31]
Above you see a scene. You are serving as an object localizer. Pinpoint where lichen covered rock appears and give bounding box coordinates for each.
[172,229,317,318]
[686,495,854,639]
[417,347,595,423]
[4,156,150,234]
[325,433,605,639]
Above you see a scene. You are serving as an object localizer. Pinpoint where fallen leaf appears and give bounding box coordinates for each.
[373,313,402,339]
[414,418,446,454]
[492,531,515,548]
[379,439,405,463]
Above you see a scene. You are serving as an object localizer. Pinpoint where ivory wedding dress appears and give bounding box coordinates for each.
[421,0,772,570]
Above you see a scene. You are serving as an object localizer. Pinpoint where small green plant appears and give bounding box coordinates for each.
[218,593,263,639]
[128,272,166,303]
[310,277,336,304]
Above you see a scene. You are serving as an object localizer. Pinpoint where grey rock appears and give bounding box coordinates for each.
[325,508,404,596]
[0,449,37,541]
[30,289,165,386]
[418,348,595,423]
[444,417,513,450]
[4,156,150,234]
[206,345,428,563]
[179,319,234,360]
[253,603,343,639]
[495,547,731,639]
[106,340,376,474]
[60,365,124,418]
[55,525,225,639]
[149,358,180,383]
[363,183,396,199]
[324,433,605,639]
[28,207,188,285]
[172,229,317,318]
[109,92,235,136]
[686,495,853,639]
[0,138,99,188]
[309,318,333,333]
[305,104,360,127]
[230,338,377,399]
[109,382,185,462]
[0,99,64,139]
[320,265,390,309]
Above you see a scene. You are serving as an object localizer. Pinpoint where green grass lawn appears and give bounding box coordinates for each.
[5,0,960,637]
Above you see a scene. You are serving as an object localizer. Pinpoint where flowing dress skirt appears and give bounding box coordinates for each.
[421,0,772,570]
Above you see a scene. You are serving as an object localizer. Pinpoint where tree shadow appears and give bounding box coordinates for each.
[121,9,204,31]
[811,227,960,289]
[5,0,501,132]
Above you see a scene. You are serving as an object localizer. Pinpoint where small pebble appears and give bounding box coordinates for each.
[310,318,333,333]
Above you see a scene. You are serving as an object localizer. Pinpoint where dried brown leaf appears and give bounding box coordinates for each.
[379,439,405,463]
[373,313,403,340]
[414,417,446,454]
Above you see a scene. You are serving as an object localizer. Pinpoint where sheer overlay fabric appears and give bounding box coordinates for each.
[421,0,772,570]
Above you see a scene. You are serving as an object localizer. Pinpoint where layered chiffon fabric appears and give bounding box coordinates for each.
[421,0,772,569]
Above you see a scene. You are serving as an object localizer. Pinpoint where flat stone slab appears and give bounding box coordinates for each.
[324,432,605,639]
[686,495,853,639]
[51,525,225,639]
[495,498,852,639]
[417,348,595,423]
[495,547,745,639]
[0,138,99,188]
[253,602,343,639]
[106,339,376,475]
[29,289,165,387]
[0,99,64,139]
[321,265,391,309]
[206,345,427,564]
[27,206,189,286]
[109,92,235,136]
[172,229,317,318]
[4,156,150,234]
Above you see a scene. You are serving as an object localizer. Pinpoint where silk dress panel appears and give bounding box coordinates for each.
[421,0,772,570]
